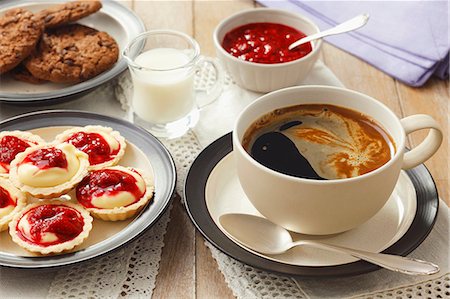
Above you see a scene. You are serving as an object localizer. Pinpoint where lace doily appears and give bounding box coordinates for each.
[159,131,203,199]
[206,243,308,299]
[352,273,450,299]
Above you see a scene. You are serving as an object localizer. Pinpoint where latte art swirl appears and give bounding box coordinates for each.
[243,104,395,180]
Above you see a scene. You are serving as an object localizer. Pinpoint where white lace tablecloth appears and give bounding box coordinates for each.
[0,60,449,298]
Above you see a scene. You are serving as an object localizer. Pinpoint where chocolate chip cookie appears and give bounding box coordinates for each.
[25,24,118,83]
[0,8,44,74]
[11,63,46,84]
[38,1,102,29]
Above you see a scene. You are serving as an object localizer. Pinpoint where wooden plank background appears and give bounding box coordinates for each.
[125,1,448,297]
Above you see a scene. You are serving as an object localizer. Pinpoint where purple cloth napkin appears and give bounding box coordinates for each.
[257,0,449,86]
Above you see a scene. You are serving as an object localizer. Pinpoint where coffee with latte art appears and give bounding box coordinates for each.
[242,104,396,180]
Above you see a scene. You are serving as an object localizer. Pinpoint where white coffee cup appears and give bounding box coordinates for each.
[233,85,443,235]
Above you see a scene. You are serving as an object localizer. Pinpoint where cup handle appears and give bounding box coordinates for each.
[400,114,443,169]
[195,56,224,108]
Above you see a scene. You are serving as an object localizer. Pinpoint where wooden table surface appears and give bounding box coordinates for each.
[122,1,448,298]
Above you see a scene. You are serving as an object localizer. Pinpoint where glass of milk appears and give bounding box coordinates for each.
[123,30,223,139]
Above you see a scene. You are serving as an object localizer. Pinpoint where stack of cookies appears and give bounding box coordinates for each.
[0,1,119,84]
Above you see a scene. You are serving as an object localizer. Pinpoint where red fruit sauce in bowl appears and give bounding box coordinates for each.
[222,22,312,64]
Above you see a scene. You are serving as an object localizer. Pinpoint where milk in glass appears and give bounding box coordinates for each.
[131,48,196,124]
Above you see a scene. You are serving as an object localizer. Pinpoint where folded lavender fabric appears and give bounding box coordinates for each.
[257,0,449,86]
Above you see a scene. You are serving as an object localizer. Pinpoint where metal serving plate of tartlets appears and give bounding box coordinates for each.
[0,110,176,268]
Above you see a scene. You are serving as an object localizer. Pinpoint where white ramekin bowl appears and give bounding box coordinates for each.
[213,8,322,93]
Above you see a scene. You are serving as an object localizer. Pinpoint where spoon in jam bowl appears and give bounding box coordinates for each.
[289,13,370,50]
[219,213,440,275]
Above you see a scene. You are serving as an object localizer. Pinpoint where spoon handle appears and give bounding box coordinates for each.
[289,14,369,50]
[295,241,439,275]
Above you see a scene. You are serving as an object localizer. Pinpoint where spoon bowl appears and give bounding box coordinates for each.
[219,213,439,275]
[220,212,295,255]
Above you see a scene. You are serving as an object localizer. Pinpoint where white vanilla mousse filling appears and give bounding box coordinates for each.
[17,144,82,188]
[90,169,146,209]
[17,214,59,244]
[60,127,122,158]
[97,131,120,154]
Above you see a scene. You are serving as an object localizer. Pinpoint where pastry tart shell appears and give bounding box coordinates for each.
[8,201,93,255]
[0,130,45,178]
[0,178,27,232]
[8,143,90,199]
[78,166,154,221]
[54,125,127,171]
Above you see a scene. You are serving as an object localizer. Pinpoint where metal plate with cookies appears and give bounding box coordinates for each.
[0,0,145,105]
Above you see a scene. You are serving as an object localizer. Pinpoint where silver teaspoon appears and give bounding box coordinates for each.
[289,13,370,50]
[219,213,439,275]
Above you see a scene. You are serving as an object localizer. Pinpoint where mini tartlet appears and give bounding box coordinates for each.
[9,201,93,255]
[0,178,27,231]
[9,143,89,198]
[54,125,126,170]
[75,166,154,221]
[0,130,45,177]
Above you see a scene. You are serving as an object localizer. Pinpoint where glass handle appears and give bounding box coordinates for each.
[195,56,224,109]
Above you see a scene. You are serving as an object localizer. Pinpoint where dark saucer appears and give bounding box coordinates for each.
[184,132,439,277]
